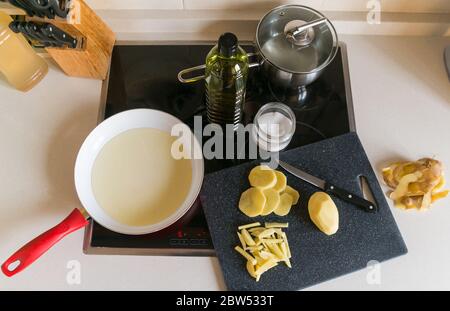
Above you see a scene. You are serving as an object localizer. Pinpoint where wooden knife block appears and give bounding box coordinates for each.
[29,0,115,80]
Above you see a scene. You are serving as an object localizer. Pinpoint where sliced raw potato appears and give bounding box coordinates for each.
[308,192,339,236]
[265,222,289,228]
[274,193,293,216]
[238,222,261,230]
[246,260,257,279]
[241,229,256,246]
[239,187,266,217]
[236,222,292,282]
[234,246,257,265]
[248,165,277,189]
[272,171,287,192]
[261,188,281,216]
[283,185,300,205]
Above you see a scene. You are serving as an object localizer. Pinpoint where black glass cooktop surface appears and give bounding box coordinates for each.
[83,43,355,256]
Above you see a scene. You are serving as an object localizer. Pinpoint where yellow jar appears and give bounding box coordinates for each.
[0,12,48,92]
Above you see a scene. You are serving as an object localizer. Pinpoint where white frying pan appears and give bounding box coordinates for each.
[1,109,204,277]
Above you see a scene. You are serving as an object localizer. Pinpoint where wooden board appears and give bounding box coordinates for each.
[200,132,407,291]
[42,0,115,79]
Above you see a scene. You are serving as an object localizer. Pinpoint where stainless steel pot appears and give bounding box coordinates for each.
[255,5,338,89]
[178,5,339,89]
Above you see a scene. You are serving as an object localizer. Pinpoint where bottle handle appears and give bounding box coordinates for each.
[177,53,261,84]
[177,64,206,83]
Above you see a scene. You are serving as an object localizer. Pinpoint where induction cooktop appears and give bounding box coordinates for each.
[83,42,356,256]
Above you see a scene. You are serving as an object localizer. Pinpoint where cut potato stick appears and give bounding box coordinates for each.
[237,232,246,249]
[241,229,256,246]
[285,257,292,268]
[263,238,284,244]
[265,222,289,228]
[281,232,292,259]
[235,221,292,281]
[257,228,277,239]
[246,245,263,252]
[260,250,277,260]
[238,222,261,230]
[255,259,278,275]
[234,246,257,265]
[249,229,265,236]
[253,237,262,246]
[248,226,265,232]
[267,243,284,260]
[280,242,288,258]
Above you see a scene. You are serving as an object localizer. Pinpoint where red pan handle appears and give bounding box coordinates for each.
[1,208,89,277]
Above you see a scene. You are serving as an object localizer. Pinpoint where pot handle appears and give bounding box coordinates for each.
[178,64,206,83]
[1,208,89,277]
[247,52,261,68]
[178,53,261,83]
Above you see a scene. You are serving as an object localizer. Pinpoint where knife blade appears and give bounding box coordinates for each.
[278,160,378,213]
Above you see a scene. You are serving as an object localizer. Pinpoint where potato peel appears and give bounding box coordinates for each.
[382,158,447,210]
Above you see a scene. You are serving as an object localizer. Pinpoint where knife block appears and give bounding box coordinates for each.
[27,0,115,80]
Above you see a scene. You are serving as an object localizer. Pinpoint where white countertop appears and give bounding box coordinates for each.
[1,34,449,290]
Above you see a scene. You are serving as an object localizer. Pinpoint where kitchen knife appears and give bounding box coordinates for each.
[10,21,60,47]
[278,160,378,213]
[28,0,69,19]
[40,23,77,48]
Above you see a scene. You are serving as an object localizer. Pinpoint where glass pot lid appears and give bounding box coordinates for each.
[256,5,339,74]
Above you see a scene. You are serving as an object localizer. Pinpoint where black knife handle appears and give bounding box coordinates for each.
[324,183,378,213]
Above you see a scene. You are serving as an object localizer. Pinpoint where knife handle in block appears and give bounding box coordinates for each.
[27,0,115,80]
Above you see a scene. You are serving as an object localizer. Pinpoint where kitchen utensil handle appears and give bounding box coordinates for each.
[178,53,259,83]
[1,209,89,277]
[287,17,328,38]
[325,183,378,213]
[247,52,261,68]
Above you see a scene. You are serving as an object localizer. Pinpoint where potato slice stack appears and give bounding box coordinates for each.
[382,158,448,210]
[234,222,292,281]
[239,165,300,217]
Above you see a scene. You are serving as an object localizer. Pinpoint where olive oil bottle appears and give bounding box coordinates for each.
[205,33,249,129]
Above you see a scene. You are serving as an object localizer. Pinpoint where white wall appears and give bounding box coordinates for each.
[85,0,450,13]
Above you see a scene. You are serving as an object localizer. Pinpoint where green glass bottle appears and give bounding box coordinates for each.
[205,33,249,129]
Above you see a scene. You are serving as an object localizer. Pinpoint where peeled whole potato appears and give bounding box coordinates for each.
[261,188,281,216]
[274,193,293,216]
[272,171,287,192]
[308,192,339,236]
[239,187,266,217]
[249,165,277,189]
[283,185,300,205]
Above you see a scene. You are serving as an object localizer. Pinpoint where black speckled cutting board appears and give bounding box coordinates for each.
[200,132,407,291]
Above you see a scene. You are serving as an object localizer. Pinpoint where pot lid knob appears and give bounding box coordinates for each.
[284,17,328,46]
